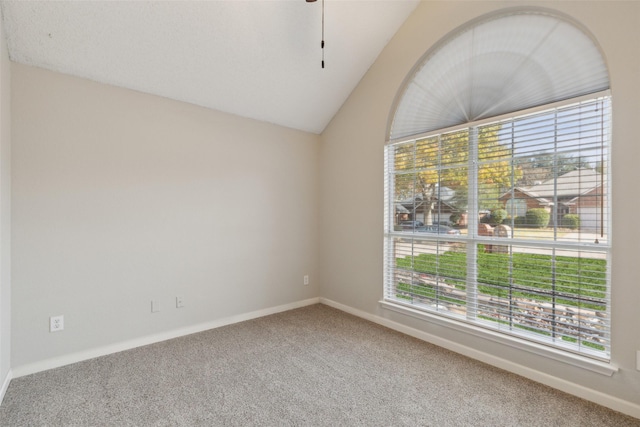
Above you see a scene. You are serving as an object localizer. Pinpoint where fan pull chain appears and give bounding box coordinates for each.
[306,0,325,68]
[321,0,325,68]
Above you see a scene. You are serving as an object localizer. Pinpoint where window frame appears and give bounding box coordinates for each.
[383,91,613,374]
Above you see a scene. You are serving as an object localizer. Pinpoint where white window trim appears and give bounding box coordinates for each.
[384,91,612,370]
[379,300,617,376]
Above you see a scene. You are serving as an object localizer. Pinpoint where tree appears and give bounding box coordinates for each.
[516,153,592,186]
[595,159,607,175]
[394,125,521,225]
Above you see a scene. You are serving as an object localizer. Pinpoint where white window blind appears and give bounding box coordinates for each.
[389,10,610,141]
[384,95,611,359]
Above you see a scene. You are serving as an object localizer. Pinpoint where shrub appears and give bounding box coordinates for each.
[514,216,526,227]
[449,212,462,225]
[525,208,550,228]
[481,209,508,226]
[490,209,508,225]
[562,214,581,230]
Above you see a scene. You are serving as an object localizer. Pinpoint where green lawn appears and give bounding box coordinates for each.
[396,249,607,311]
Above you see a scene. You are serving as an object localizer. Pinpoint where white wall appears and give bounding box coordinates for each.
[11,63,319,372]
[0,6,11,399]
[320,0,640,414]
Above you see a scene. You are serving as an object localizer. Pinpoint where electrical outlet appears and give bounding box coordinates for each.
[50,315,64,332]
[304,275,309,285]
[151,300,160,313]
[176,296,184,308]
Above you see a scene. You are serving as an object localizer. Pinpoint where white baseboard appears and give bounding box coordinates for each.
[9,296,639,419]
[319,297,640,420]
[12,297,321,379]
[0,369,11,405]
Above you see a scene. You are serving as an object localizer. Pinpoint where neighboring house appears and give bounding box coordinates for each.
[394,203,410,223]
[499,169,607,230]
[396,186,461,225]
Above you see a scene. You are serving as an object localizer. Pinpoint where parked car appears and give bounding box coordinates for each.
[399,220,425,230]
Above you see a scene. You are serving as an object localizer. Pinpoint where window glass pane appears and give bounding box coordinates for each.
[439,130,469,168]
[385,95,611,359]
[393,171,420,231]
[415,136,439,170]
[480,98,610,244]
[392,133,469,230]
[474,244,608,352]
[392,237,467,314]
[438,167,468,228]
[393,141,416,172]
[392,142,421,231]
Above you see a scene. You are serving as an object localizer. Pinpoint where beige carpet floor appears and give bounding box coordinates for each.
[0,304,638,426]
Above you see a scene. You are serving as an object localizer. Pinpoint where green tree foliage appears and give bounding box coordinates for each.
[480,209,508,225]
[449,212,462,225]
[516,153,591,186]
[394,125,521,224]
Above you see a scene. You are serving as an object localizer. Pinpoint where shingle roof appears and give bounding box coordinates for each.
[525,169,604,198]
[506,188,552,206]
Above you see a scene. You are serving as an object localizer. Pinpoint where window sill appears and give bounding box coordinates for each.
[380,300,618,376]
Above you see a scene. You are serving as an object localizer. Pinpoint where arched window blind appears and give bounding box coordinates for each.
[384,9,612,362]
[389,10,610,141]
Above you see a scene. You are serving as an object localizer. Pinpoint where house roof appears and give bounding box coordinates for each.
[502,169,605,203]
[395,204,410,214]
[504,188,552,206]
[526,169,605,198]
[398,185,456,205]
[398,192,460,213]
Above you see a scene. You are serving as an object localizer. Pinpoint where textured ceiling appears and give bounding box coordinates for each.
[1,0,419,134]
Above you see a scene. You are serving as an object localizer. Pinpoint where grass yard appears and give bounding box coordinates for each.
[396,249,607,311]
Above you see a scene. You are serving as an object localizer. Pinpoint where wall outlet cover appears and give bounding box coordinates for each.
[50,315,64,332]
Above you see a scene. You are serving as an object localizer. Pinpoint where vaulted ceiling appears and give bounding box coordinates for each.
[1,0,419,134]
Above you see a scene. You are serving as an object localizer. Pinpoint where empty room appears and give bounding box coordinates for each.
[0,0,638,425]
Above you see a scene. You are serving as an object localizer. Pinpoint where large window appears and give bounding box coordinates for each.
[384,10,611,361]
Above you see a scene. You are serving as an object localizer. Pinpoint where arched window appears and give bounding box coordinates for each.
[384,9,611,361]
